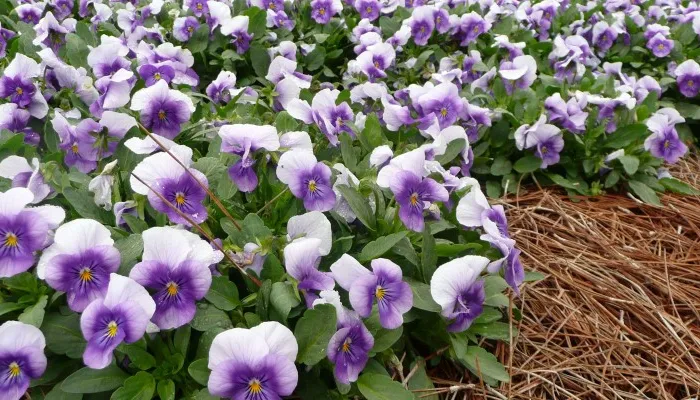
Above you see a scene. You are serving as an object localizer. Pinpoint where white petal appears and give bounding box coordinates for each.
[129,145,192,194]
[276,149,316,185]
[329,254,370,291]
[0,188,36,216]
[286,211,332,256]
[279,131,312,151]
[283,237,323,280]
[208,328,269,369]
[103,274,156,318]
[52,219,114,253]
[285,99,313,124]
[430,255,490,310]
[141,227,192,266]
[29,205,66,229]
[455,185,490,227]
[0,156,33,179]
[252,321,298,362]
[0,321,46,351]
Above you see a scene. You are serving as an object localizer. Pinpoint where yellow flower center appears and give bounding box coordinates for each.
[658,44,664,50]
[71,143,79,153]
[249,379,262,394]
[341,338,352,353]
[436,16,441,23]
[269,2,276,9]
[15,87,23,95]
[688,81,694,87]
[664,140,670,149]
[4,233,18,247]
[374,61,380,68]
[158,110,167,120]
[541,146,549,154]
[308,180,317,192]
[166,281,179,296]
[154,72,161,81]
[473,26,479,33]
[8,362,20,378]
[375,286,386,300]
[366,6,372,12]
[187,26,194,33]
[319,7,326,15]
[196,2,203,9]
[107,321,118,338]
[420,26,425,33]
[79,268,93,282]
[409,192,419,206]
[544,12,550,19]
[175,192,186,205]
[440,108,448,117]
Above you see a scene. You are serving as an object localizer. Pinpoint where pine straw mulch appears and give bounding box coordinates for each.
[425,157,700,399]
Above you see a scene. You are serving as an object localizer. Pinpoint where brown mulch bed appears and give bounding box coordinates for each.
[427,157,700,399]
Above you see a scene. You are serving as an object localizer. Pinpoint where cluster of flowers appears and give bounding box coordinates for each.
[0,0,697,398]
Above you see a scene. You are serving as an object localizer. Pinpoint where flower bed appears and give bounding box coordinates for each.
[0,0,698,399]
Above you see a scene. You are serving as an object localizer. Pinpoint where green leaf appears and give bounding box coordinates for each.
[435,139,466,165]
[513,155,542,173]
[469,322,518,342]
[358,114,383,151]
[406,279,441,312]
[659,178,700,195]
[18,295,47,327]
[371,326,403,353]
[294,304,337,366]
[274,111,299,133]
[115,234,144,275]
[205,276,240,311]
[391,237,419,266]
[406,358,437,400]
[604,124,648,148]
[46,386,81,400]
[190,303,233,331]
[421,225,437,281]
[121,214,148,234]
[676,102,700,120]
[629,180,662,206]
[490,156,512,176]
[118,343,157,370]
[618,155,640,175]
[188,24,210,53]
[157,379,176,400]
[454,343,510,382]
[188,359,210,386]
[269,281,300,322]
[249,44,271,78]
[0,302,25,317]
[63,187,113,224]
[524,271,546,282]
[336,185,376,230]
[2,271,37,292]
[357,374,413,400]
[304,46,326,71]
[339,133,357,171]
[75,21,97,46]
[111,371,156,400]
[174,325,192,356]
[359,232,408,263]
[62,365,130,393]
[64,33,89,70]
[42,313,85,358]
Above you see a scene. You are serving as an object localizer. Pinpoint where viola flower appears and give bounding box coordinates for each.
[130,144,210,226]
[548,35,594,83]
[137,43,199,87]
[286,89,354,146]
[80,274,156,369]
[646,33,673,57]
[130,227,222,329]
[645,108,688,164]
[15,4,42,25]
[130,80,195,139]
[632,76,662,102]
[456,181,510,236]
[532,125,564,169]
[0,157,51,204]
[173,17,200,42]
[0,54,48,119]
[218,124,281,192]
[284,237,335,307]
[87,43,131,79]
[409,6,435,46]
[0,23,14,59]
[208,322,298,399]
[355,0,380,20]
[414,82,464,129]
[331,255,413,329]
[113,201,138,228]
[0,188,65,278]
[221,16,252,54]
[454,12,491,46]
[592,21,618,53]
[544,92,588,134]
[266,56,312,110]
[0,321,47,400]
[376,148,426,188]
[229,242,265,276]
[206,71,237,104]
[675,60,700,98]
[33,12,71,52]
[492,35,525,60]
[460,101,492,142]
[498,55,538,94]
[356,43,396,81]
[138,64,176,87]
[513,114,561,150]
[430,255,489,332]
[390,170,448,232]
[434,8,450,33]
[89,161,118,210]
[311,0,342,24]
[277,149,336,212]
[314,291,374,384]
[251,0,286,11]
[381,95,415,131]
[286,211,333,256]
[37,219,120,313]
[185,0,209,17]
[89,69,134,118]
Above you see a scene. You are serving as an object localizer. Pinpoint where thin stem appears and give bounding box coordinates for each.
[256,188,290,215]
[131,173,261,287]
[137,123,242,231]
